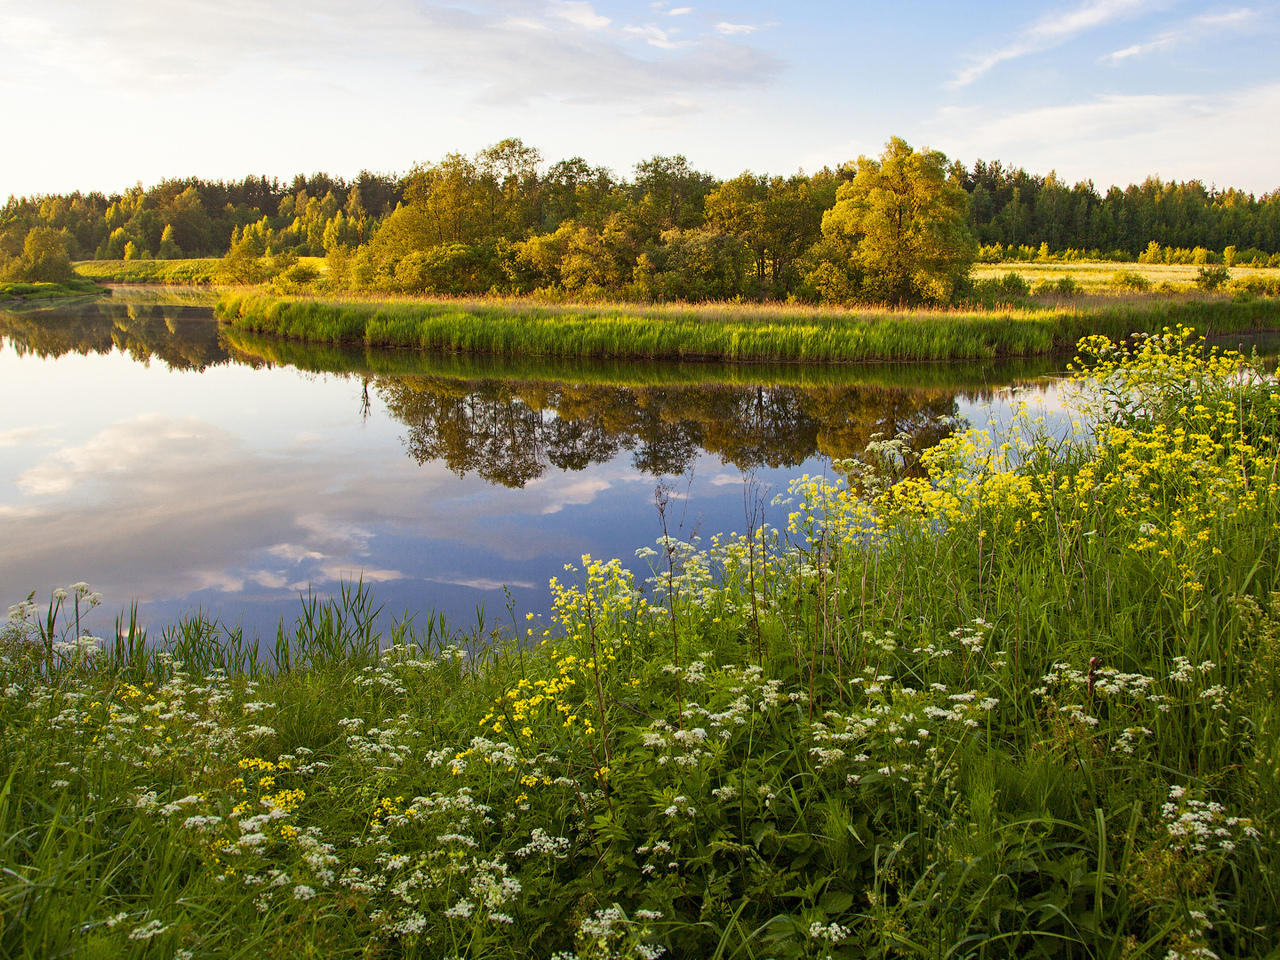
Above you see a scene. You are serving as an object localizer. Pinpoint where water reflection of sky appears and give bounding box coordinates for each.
[0,303,1073,640]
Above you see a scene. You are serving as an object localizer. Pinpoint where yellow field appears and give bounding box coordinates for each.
[973,260,1280,292]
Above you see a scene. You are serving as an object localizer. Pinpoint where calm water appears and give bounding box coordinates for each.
[1,292,1071,639]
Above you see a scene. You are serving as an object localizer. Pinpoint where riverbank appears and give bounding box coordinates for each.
[0,278,104,304]
[3,328,1277,958]
[215,290,1280,362]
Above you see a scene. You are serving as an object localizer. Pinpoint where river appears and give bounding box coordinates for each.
[1,290,1076,639]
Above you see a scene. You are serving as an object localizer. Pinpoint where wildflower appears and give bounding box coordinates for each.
[128,920,168,941]
[444,899,474,919]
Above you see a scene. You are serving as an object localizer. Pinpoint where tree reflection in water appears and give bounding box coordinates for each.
[2,301,1062,490]
[377,377,969,486]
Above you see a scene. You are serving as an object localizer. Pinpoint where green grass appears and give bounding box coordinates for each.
[2,329,1278,958]
[216,290,1280,363]
[0,278,103,302]
[74,259,222,285]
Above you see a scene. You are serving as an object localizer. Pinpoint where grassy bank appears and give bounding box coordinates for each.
[216,291,1280,362]
[3,329,1278,958]
[74,259,222,285]
[0,278,104,303]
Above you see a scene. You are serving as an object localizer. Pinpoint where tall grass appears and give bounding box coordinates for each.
[3,328,1278,957]
[217,291,1280,363]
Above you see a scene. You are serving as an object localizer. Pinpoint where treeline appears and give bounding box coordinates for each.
[0,172,403,262]
[4,138,1280,300]
[964,162,1280,263]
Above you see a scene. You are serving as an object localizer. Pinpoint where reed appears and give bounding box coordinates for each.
[217,291,1280,363]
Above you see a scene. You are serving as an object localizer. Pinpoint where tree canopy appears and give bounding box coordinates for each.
[819,138,976,305]
[5,134,1280,303]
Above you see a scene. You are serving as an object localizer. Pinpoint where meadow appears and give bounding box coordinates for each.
[972,261,1280,295]
[216,290,1280,363]
[73,259,223,285]
[3,328,1277,958]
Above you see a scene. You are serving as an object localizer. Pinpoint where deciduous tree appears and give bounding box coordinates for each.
[819,138,975,304]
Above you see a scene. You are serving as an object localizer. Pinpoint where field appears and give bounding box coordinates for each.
[973,260,1280,293]
[73,259,223,285]
[2,329,1278,958]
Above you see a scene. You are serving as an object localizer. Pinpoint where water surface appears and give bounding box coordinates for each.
[0,293,1069,638]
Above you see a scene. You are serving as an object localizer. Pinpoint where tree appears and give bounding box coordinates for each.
[819,138,976,304]
[14,227,74,282]
[158,224,182,259]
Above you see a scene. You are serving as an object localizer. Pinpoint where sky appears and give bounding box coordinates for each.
[2,0,1278,197]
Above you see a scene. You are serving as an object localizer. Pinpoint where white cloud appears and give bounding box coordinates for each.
[192,570,247,594]
[951,0,1156,87]
[1104,7,1258,61]
[668,6,694,15]
[0,425,53,447]
[532,475,614,513]
[935,83,1280,191]
[309,563,407,584]
[547,0,610,30]
[268,543,327,563]
[624,24,688,49]
[432,575,537,590]
[248,570,291,589]
[715,21,758,35]
[0,0,779,112]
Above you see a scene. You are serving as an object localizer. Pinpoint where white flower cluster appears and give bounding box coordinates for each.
[1161,785,1259,855]
[513,827,571,860]
[808,920,851,943]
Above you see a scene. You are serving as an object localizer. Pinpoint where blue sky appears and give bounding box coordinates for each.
[2,0,1277,196]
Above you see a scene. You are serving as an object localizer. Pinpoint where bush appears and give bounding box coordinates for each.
[1225,275,1280,298]
[1112,270,1151,292]
[1032,276,1080,298]
[1195,265,1231,292]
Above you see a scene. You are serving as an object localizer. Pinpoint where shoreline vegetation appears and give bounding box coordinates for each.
[215,290,1280,363]
[0,277,104,304]
[3,329,1278,957]
[221,326,1065,390]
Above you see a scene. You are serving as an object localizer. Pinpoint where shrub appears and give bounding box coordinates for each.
[1226,275,1280,298]
[1112,270,1151,292]
[1195,265,1231,291]
[1033,276,1080,298]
